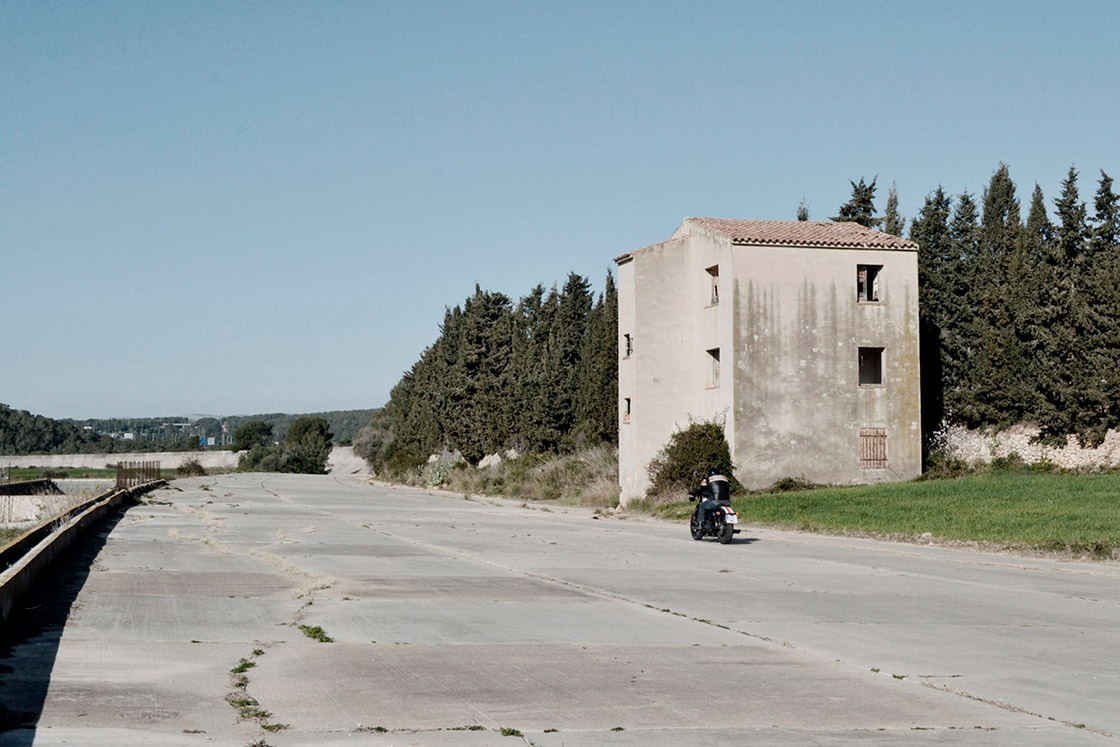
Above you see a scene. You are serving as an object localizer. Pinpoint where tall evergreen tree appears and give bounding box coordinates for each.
[944,192,983,422]
[1088,171,1120,436]
[1007,184,1054,423]
[909,186,952,435]
[575,270,619,444]
[1034,167,1105,442]
[968,165,1028,425]
[538,273,593,451]
[796,199,809,221]
[884,181,905,236]
[514,284,560,451]
[832,177,880,227]
[443,286,515,464]
[512,284,551,450]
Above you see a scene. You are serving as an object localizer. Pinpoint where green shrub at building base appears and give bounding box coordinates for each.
[645,420,741,501]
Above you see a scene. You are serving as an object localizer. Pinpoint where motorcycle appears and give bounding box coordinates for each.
[687,490,739,544]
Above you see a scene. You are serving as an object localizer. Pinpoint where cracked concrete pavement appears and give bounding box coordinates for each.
[1,472,1118,745]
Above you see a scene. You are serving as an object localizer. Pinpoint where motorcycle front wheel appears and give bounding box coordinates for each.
[690,514,703,540]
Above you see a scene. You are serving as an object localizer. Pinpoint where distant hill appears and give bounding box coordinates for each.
[0,404,379,455]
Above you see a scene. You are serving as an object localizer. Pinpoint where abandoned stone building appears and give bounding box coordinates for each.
[615,217,921,503]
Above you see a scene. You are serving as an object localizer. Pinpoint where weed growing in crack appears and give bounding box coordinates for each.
[500,727,523,737]
[230,659,256,674]
[226,696,258,708]
[226,648,286,733]
[298,624,334,642]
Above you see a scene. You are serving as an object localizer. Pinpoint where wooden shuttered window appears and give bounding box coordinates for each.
[860,428,887,468]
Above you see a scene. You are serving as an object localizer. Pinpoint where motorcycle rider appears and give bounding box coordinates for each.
[693,466,731,529]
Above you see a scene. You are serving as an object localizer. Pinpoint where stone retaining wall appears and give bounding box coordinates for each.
[939,423,1120,470]
[0,451,240,470]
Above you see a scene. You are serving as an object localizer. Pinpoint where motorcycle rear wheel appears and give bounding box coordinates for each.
[718,522,734,544]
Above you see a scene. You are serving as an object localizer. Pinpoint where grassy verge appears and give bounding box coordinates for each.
[652,470,1120,558]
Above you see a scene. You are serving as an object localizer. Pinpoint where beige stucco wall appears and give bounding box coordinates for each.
[617,230,734,502]
[617,222,921,502]
[728,244,921,488]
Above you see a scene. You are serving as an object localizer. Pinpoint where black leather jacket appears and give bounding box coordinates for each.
[698,474,731,502]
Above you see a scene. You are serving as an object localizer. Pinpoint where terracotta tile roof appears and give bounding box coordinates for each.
[685,217,918,250]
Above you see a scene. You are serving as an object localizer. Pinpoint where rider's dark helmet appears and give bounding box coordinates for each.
[706,466,719,477]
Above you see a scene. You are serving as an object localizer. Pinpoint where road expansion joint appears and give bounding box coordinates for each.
[920,681,1116,739]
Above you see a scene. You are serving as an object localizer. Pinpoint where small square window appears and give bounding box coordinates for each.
[857,265,882,303]
[706,265,719,306]
[707,347,721,388]
[860,428,887,468]
[859,347,883,385]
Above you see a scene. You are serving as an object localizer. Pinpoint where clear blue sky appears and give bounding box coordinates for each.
[3,1,1118,419]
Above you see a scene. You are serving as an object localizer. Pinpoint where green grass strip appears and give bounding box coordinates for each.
[657,471,1120,556]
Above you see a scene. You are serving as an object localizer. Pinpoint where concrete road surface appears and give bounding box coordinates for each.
[1,473,1117,746]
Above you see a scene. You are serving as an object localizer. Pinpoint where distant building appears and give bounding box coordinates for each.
[615,218,921,503]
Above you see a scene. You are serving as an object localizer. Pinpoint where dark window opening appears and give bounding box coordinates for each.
[707,348,721,388]
[623,397,631,424]
[623,333,633,358]
[857,265,882,303]
[859,347,884,385]
[706,265,719,305]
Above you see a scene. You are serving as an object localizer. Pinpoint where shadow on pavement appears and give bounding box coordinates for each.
[0,505,130,745]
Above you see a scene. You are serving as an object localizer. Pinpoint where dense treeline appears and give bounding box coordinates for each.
[1,404,376,456]
[902,164,1120,445]
[222,410,375,444]
[372,272,617,469]
[0,403,122,455]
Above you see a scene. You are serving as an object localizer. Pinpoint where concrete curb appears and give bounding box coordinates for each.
[0,478,64,496]
[0,480,166,625]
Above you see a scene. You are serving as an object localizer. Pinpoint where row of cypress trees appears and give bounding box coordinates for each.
[379,272,618,467]
[382,161,1120,469]
[906,164,1120,446]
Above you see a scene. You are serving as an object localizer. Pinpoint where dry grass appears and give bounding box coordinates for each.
[440,444,620,508]
[2,487,105,546]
